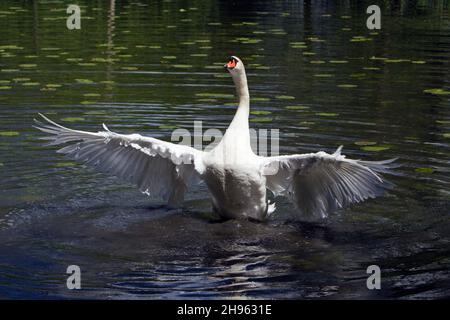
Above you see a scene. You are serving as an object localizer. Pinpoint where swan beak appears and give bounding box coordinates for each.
[225,57,237,70]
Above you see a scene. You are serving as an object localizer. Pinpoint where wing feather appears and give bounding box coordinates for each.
[34,113,203,205]
[262,146,398,218]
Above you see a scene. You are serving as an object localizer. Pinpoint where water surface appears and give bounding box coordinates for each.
[0,0,449,299]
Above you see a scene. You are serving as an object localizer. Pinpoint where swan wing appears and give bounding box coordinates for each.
[261,146,398,218]
[34,113,203,205]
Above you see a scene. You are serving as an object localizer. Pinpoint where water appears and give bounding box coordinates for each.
[0,0,449,299]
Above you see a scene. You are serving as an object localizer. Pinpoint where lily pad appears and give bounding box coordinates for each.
[314,74,334,78]
[286,105,309,110]
[172,64,193,68]
[329,60,348,64]
[252,97,270,102]
[275,95,295,100]
[423,88,450,95]
[250,110,272,115]
[414,167,434,174]
[250,117,273,123]
[0,131,19,136]
[361,145,391,152]
[55,162,77,167]
[19,64,37,68]
[196,93,234,99]
[46,84,62,88]
[12,78,29,82]
[61,117,85,122]
[316,112,339,117]
[354,141,377,146]
[75,79,94,84]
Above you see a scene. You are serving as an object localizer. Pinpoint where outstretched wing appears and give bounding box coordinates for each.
[34,113,203,205]
[261,146,398,218]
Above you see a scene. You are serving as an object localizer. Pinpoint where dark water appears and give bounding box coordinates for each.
[0,0,450,299]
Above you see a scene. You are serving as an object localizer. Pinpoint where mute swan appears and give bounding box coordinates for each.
[34,56,396,221]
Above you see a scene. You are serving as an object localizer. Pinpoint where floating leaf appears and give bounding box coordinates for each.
[415,167,434,174]
[46,84,62,88]
[423,88,450,95]
[275,95,295,100]
[61,117,85,122]
[172,64,193,68]
[250,110,272,115]
[75,79,94,84]
[0,45,23,50]
[338,84,358,88]
[196,93,234,99]
[0,131,19,136]
[250,117,273,123]
[55,162,77,167]
[286,105,309,110]
[19,64,37,68]
[12,78,29,82]
[329,60,348,64]
[158,124,177,129]
[316,112,339,117]
[361,145,390,152]
[354,141,377,146]
[385,59,410,63]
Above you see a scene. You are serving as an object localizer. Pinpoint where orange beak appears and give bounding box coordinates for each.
[225,58,237,69]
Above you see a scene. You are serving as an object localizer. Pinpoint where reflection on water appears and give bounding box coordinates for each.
[0,0,449,299]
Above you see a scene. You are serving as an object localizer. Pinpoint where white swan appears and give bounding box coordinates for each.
[34,56,396,221]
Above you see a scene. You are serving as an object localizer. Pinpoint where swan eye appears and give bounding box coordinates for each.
[226,58,237,69]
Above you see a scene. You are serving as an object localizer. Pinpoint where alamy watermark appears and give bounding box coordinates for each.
[66,4,81,30]
[366,265,381,290]
[66,265,81,289]
[367,5,381,30]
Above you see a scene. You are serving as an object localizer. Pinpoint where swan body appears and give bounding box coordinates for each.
[34,56,396,221]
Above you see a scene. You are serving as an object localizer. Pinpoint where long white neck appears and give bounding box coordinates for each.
[229,69,250,131]
[218,68,252,156]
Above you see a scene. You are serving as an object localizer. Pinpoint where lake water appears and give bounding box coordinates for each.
[0,0,449,299]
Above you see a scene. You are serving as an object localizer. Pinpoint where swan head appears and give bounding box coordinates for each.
[224,56,245,75]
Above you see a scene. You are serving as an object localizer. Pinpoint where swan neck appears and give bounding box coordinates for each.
[232,70,249,113]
